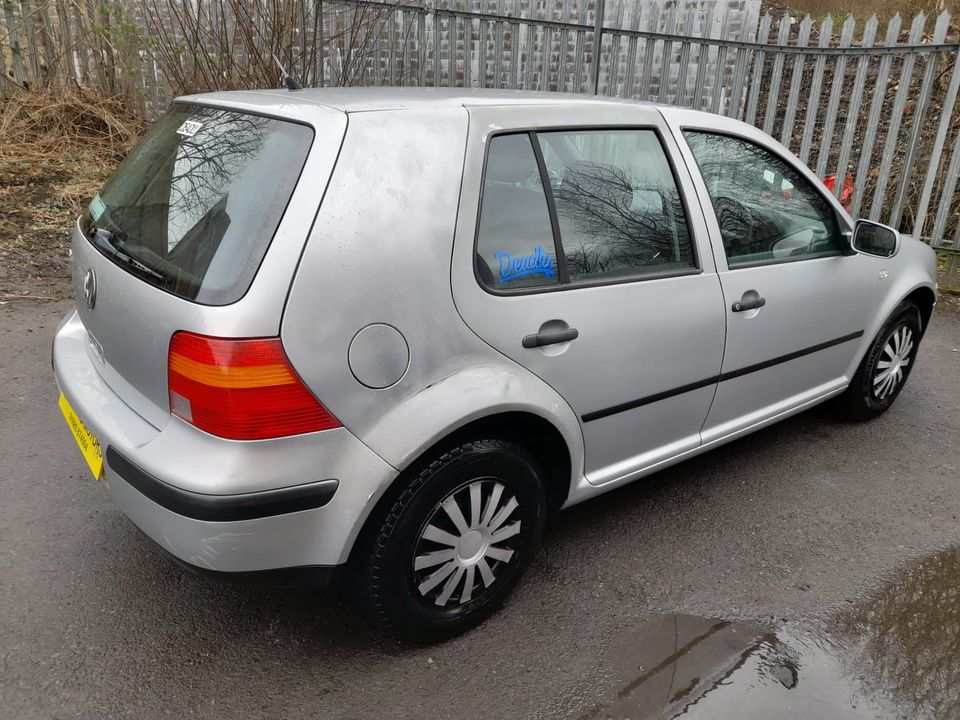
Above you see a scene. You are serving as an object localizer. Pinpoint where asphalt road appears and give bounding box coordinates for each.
[2,298,959,719]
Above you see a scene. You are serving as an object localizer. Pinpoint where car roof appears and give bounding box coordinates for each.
[178,86,721,118]
[175,87,741,141]
[180,86,646,112]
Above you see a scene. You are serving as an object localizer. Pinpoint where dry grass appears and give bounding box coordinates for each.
[771,0,956,19]
[0,90,145,211]
[0,90,145,298]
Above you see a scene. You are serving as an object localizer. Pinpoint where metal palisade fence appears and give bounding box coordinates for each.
[1,0,959,271]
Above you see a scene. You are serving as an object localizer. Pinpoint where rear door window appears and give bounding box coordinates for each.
[537,130,695,282]
[475,129,696,292]
[83,104,314,305]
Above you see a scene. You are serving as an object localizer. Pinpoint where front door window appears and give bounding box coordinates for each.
[683,131,845,267]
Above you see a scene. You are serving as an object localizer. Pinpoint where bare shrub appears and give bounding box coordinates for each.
[0,90,145,209]
[138,0,402,95]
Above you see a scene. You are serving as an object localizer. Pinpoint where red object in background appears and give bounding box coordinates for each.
[823,174,855,211]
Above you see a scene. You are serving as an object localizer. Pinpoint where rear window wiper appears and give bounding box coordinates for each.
[88,226,167,283]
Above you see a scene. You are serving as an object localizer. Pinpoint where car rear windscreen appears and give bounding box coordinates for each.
[81,104,314,305]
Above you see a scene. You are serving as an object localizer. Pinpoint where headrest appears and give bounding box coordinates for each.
[486,135,538,184]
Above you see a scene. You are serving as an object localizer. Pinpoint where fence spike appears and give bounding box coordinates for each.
[779,14,813,146]
[869,11,927,222]
[657,3,679,103]
[815,14,857,177]
[573,0,588,92]
[890,9,950,228]
[831,15,877,201]
[727,7,757,118]
[910,11,927,36]
[708,7,733,114]
[638,2,660,102]
[622,0,643,98]
[919,52,960,241]
[798,14,833,164]
[691,3,715,110]
[674,6,697,105]
[762,15,793,136]
[605,0,626,95]
[744,12,772,125]
[851,12,902,218]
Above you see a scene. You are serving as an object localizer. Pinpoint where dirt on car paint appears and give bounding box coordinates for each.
[582,546,960,720]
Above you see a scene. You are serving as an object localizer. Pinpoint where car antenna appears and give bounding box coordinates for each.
[272,53,303,91]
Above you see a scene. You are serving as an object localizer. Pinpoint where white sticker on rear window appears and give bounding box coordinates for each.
[176,120,203,137]
[89,193,106,221]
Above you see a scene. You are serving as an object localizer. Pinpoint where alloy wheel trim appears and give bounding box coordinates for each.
[411,476,522,609]
[872,323,914,401]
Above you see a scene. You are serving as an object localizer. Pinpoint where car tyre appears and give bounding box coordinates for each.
[362,438,547,642]
[835,301,922,421]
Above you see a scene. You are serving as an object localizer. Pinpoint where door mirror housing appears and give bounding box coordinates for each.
[851,219,900,258]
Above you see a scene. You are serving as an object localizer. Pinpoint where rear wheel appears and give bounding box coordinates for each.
[836,301,922,421]
[362,438,547,641]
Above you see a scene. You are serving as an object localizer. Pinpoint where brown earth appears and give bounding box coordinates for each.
[0,91,144,303]
[0,163,76,301]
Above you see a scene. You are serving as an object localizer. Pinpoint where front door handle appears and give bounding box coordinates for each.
[732,289,766,313]
[522,327,579,349]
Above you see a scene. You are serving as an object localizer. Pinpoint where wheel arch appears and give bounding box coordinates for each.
[848,277,936,380]
[346,409,574,568]
[902,285,936,335]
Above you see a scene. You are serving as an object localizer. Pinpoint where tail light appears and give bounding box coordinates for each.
[168,332,340,440]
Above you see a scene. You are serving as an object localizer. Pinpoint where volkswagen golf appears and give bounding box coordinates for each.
[53,88,937,639]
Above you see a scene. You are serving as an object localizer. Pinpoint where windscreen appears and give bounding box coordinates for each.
[82,103,314,305]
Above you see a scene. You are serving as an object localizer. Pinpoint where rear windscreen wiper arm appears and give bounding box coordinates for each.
[88,226,167,283]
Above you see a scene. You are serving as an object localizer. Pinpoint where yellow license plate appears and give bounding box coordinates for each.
[58,393,103,480]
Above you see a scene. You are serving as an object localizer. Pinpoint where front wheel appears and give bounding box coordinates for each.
[362,438,547,641]
[835,301,922,421]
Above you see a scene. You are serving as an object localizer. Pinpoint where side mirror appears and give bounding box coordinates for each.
[851,219,900,258]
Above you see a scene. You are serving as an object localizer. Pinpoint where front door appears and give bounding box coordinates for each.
[675,124,874,443]
[452,106,726,485]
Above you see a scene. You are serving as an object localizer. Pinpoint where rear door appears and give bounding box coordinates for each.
[452,104,726,485]
[669,113,874,443]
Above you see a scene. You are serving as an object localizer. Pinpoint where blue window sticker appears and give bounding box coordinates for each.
[495,245,557,283]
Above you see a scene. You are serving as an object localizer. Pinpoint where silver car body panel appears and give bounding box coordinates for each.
[664,107,935,442]
[68,95,347,428]
[52,88,938,572]
[54,308,397,569]
[280,106,586,484]
[451,104,727,486]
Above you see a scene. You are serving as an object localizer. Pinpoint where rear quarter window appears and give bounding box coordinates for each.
[83,104,314,305]
[475,133,561,290]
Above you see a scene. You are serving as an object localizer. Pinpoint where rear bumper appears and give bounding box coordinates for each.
[155,540,341,588]
[105,446,340,522]
[53,308,398,572]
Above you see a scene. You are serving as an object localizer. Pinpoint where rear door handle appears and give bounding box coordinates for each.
[732,290,766,313]
[522,327,579,348]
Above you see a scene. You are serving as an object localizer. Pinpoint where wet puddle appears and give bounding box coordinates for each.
[582,546,960,719]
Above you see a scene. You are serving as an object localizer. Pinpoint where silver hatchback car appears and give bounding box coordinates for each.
[54,88,937,638]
